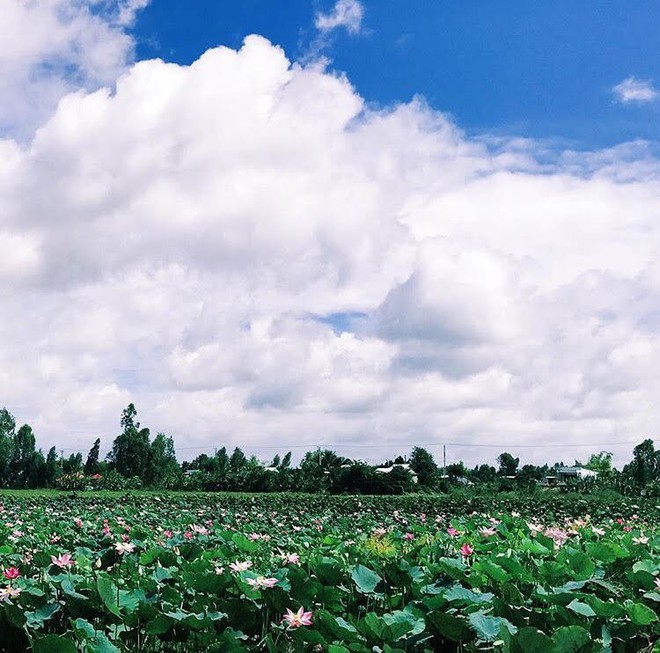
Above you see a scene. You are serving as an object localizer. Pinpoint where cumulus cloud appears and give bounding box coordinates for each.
[0,0,148,138]
[613,76,658,104]
[2,30,660,467]
[115,0,151,27]
[315,0,365,35]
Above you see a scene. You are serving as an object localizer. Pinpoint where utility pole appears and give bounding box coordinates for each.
[443,444,446,477]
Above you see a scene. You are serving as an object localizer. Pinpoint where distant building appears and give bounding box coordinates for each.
[540,466,598,487]
[439,474,473,485]
[375,463,418,483]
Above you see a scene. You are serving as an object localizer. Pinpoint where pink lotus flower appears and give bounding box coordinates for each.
[544,527,569,548]
[114,542,136,555]
[633,534,649,545]
[3,567,19,580]
[229,560,252,573]
[447,527,460,537]
[460,543,474,557]
[246,576,278,589]
[163,530,173,538]
[283,607,313,628]
[479,527,496,538]
[527,523,543,537]
[184,532,193,540]
[0,586,21,602]
[281,552,300,564]
[51,553,74,568]
[403,532,414,541]
[73,518,83,528]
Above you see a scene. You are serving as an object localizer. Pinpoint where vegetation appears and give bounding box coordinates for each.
[1,405,660,499]
[0,492,654,651]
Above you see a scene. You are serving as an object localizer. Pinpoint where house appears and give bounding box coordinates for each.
[375,463,418,483]
[558,466,598,480]
[540,466,598,487]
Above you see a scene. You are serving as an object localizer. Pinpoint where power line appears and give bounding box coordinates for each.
[59,439,642,455]
[173,439,640,452]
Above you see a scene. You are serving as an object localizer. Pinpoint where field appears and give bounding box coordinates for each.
[0,492,657,652]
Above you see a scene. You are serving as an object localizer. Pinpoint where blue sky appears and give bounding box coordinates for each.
[134,0,660,148]
[3,0,660,465]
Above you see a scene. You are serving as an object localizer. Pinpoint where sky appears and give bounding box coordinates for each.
[0,0,659,468]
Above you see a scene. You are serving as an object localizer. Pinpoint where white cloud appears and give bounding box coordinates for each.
[116,0,151,27]
[613,76,658,104]
[2,29,660,467]
[0,0,148,138]
[315,0,365,35]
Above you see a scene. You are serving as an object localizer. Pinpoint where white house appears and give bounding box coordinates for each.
[375,463,418,483]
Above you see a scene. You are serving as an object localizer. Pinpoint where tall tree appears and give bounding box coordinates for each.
[229,447,247,471]
[331,462,377,494]
[146,433,179,487]
[446,461,468,480]
[298,449,348,492]
[62,453,83,475]
[10,424,37,488]
[497,452,520,477]
[44,446,60,487]
[470,464,497,483]
[624,439,659,487]
[0,409,16,487]
[26,450,46,489]
[215,447,229,476]
[121,403,139,432]
[374,466,415,495]
[517,464,544,489]
[584,451,613,473]
[409,447,438,486]
[107,404,151,480]
[84,439,101,475]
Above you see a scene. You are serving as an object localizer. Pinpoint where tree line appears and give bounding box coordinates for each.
[0,404,658,496]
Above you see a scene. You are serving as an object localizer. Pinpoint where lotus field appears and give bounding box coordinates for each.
[0,494,657,652]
